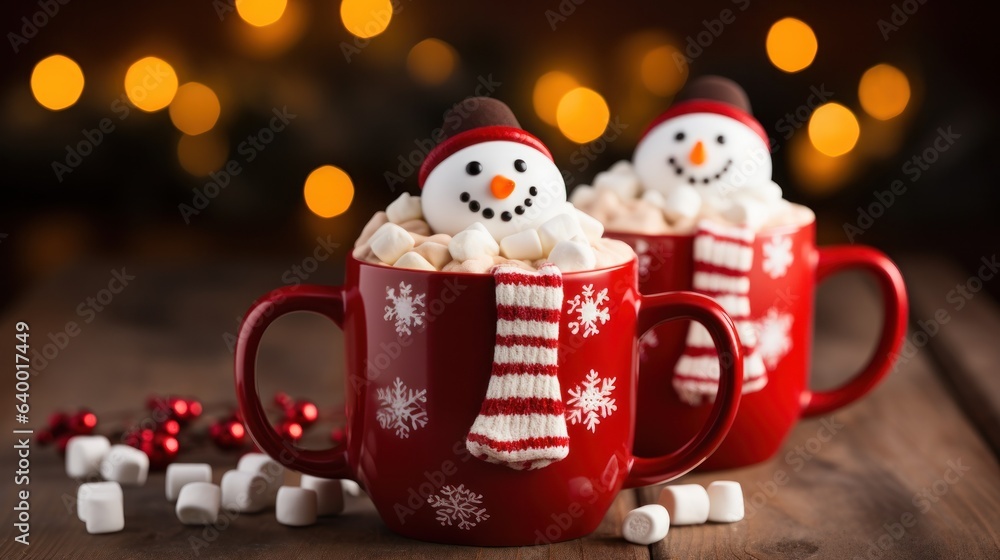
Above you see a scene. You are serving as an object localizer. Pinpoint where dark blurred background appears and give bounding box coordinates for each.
[2,0,996,309]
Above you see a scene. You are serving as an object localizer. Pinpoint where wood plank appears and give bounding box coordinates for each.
[898,255,1000,455]
[0,261,646,559]
[637,271,1000,559]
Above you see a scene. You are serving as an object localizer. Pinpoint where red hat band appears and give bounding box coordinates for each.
[639,100,770,151]
[418,126,553,188]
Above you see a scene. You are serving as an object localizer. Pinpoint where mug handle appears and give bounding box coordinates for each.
[800,246,908,417]
[234,285,353,480]
[624,292,743,488]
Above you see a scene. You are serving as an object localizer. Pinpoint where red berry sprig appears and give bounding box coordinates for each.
[36,409,98,454]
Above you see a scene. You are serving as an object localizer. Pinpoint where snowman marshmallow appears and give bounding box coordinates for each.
[633,76,784,230]
[419,97,568,241]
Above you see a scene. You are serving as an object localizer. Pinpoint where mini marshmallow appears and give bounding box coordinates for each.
[221,470,269,513]
[622,504,670,545]
[594,161,640,200]
[386,193,423,224]
[548,237,596,272]
[370,223,415,265]
[355,211,388,247]
[341,479,363,497]
[237,453,284,505]
[65,435,110,479]
[398,219,431,237]
[499,229,544,261]
[99,444,149,486]
[165,463,212,502]
[662,185,702,222]
[77,481,122,522]
[299,475,346,516]
[276,486,318,527]
[707,481,744,523]
[573,208,605,241]
[394,251,437,271]
[449,228,500,262]
[538,213,585,254]
[658,484,710,526]
[176,482,221,525]
[569,185,597,207]
[81,484,124,534]
[414,241,451,269]
[640,189,667,209]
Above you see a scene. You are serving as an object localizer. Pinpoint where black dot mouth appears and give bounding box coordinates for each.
[458,186,537,220]
[670,157,733,185]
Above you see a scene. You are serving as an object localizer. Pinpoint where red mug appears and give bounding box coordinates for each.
[235,254,743,545]
[610,217,908,470]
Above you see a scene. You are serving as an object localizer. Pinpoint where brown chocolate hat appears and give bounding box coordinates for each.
[675,75,752,114]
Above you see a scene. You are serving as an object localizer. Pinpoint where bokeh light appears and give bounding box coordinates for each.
[124,56,179,112]
[789,132,858,195]
[556,87,609,143]
[169,83,221,136]
[30,55,85,111]
[236,0,287,27]
[340,0,393,39]
[640,44,688,96]
[859,64,911,120]
[406,39,457,86]
[533,71,577,126]
[177,133,229,176]
[233,0,306,57]
[766,18,818,73]
[304,165,355,218]
[808,103,860,157]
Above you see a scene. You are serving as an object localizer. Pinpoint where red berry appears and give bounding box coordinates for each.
[36,429,54,446]
[291,401,319,428]
[274,392,293,410]
[160,419,181,436]
[70,410,98,434]
[185,399,203,419]
[278,420,303,442]
[210,419,247,450]
[330,427,346,445]
[48,412,70,432]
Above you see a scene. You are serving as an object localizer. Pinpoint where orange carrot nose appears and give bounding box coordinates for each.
[689,140,706,165]
[490,175,516,199]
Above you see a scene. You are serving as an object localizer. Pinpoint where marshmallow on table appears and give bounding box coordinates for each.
[707,481,744,523]
[394,251,437,271]
[449,225,500,262]
[594,161,640,200]
[276,486,318,526]
[77,481,122,522]
[299,474,346,516]
[658,484,710,526]
[99,444,149,486]
[370,223,415,265]
[221,470,269,513]
[538,213,585,254]
[65,435,110,478]
[622,504,670,545]
[341,479,363,497]
[77,481,124,534]
[237,453,285,505]
[176,482,221,525]
[414,241,452,269]
[386,193,423,224]
[166,463,212,502]
[548,237,597,272]
[500,229,544,261]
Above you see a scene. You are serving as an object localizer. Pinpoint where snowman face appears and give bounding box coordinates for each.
[633,113,771,197]
[421,140,567,240]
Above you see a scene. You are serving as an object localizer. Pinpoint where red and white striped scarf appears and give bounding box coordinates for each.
[674,220,766,405]
[466,263,570,470]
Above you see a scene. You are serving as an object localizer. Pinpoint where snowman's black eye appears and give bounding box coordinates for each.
[716,135,725,145]
[674,131,685,142]
[466,161,482,175]
[514,159,527,172]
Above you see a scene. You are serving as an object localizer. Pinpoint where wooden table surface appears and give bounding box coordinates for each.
[2,254,999,559]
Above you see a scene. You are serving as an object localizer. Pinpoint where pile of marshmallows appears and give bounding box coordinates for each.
[621,481,745,545]
[354,192,631,273]
[66,434,359,534]
[570,161,688,235]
